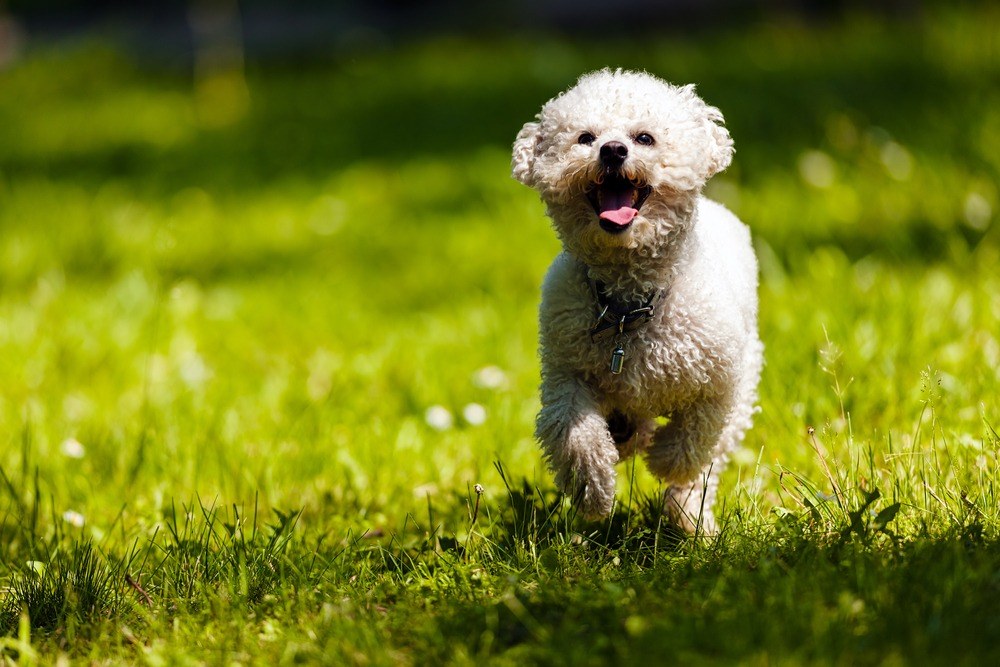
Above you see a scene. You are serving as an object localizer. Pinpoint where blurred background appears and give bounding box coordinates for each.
[1,0,994,226]
[0,0,932,62]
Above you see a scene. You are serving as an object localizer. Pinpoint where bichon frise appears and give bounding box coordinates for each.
[512,69,763,534]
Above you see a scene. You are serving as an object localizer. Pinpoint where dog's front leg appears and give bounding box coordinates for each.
[535,370,618,519]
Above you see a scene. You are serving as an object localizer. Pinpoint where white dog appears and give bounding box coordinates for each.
[512,69,762,533]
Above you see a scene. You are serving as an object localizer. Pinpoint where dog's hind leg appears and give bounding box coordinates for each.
[644,394,733,533]
[663,459,724,535]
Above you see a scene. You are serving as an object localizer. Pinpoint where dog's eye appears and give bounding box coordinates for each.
[578,132,596,146]
[634,133,655,146]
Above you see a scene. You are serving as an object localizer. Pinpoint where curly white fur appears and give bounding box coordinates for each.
[512,69,763,534]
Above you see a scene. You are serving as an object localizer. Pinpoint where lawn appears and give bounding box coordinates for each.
[2,4,1000,663]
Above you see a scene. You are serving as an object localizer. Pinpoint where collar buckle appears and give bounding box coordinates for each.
[588,278,662,342]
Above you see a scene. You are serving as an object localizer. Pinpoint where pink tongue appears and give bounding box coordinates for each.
[599,207,638,226]
[598,189,638,226]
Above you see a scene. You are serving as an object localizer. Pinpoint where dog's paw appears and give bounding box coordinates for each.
[558,461,617,519]
[665,497,717,535]
[548,419,619,519]
[554,450,618,520]
[664,481,718,535]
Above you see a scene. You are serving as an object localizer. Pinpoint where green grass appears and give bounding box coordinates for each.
[2,4,1000,663]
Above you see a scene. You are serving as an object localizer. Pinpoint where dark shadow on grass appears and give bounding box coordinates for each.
[763,215,993,270]
[397,515,1000,664]
[373,465,690,580]
[490,464,690,566]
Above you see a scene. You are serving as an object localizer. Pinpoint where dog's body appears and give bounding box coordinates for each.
[513,70,762,533]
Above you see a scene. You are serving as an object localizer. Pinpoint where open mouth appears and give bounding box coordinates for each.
[585,172,652,234]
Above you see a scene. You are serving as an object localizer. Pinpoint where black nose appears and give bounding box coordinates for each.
[599,141,628,167]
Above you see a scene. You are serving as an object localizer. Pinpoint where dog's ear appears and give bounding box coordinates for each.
[677,84,734,186]
[700,103,734,180]
[512,121,542,187]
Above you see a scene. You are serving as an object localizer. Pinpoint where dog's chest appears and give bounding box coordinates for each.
[580,310,718,414]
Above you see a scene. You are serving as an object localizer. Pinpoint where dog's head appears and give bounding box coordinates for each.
[512,69,732,263]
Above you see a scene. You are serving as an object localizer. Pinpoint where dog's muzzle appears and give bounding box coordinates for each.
[586,165,652,234]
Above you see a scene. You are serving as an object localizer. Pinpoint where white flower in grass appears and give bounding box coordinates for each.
[413,483,439,497]
[472,365,507,389]
[462,403,487,426]
[424,405,453,431]
[62,510,85,528]
[60,438,85,459]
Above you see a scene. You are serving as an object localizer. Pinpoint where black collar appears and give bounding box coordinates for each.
[588,276,664,341]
